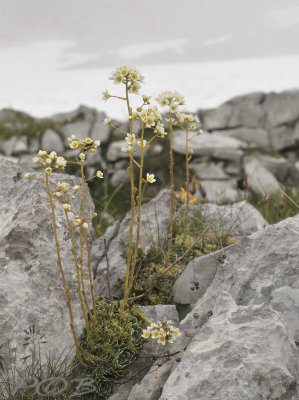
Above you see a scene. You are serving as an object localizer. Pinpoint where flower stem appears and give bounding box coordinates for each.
[64,211,94,349]
[184,126,190,233]
[120,80,135,315]
[45,174,83,364]
[164,113,174,271]
[80,161,97,325]
[123,126,145,306]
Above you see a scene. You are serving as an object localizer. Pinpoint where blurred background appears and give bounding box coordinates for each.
[1,0,299,119]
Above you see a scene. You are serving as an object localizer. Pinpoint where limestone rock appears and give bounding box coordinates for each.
[1,136,18,156]
[12,136,28,155]
[41,129,64,152]
[268,125,298,151]
[106,140,129,162]
[244,158,281,196]
[0,160,94,370]
[90,111,111,143]
[173,130,247,159]
[50,105,97,124]
[110,169,130,187]
[180,214,299,342]
[264,89,299,127]
[173,247,230,305]
[160,293,298,400]
[189,162,228,180]
[130,215,299,399]
[192,200,267,236]
[201,103,233,130]
[213,127,270,149]
[197,179,240,203]
[244,155,291,182]
[201,92,265,130]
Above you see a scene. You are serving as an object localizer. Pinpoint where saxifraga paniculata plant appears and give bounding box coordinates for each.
[25,138,102,364]
[103,65,167,314]
[19,64,183,399]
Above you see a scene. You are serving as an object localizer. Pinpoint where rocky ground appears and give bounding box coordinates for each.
[0,89,299,399]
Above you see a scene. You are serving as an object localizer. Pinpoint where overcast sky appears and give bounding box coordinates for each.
[1,0,299,67]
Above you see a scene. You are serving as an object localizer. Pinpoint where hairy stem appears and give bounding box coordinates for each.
[184,126,190,233]
[124,125,145,306]
[164,113,174,270]
[45,174,83,364]
[121,80,135,315]
[65,211,93,348]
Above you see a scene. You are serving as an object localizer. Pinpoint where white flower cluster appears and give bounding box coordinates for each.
[109,65,145,94]
[157,90,185,112]
[68,135,101,154]
[142,320,181,345]
[176,112,199,130]
[31,150,67,175]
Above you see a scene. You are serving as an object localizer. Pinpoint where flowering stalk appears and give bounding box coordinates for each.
[122,125,145,309]
[165,112,175,270]
[45,174,83,364]
[26,139,102,361]
[157,91,184,271]
[64,210,94,348]
[175,112,201,234]
[122,79,136,310]
[184,125,190,233]
[80,161,97,325]
[104,66,165,314]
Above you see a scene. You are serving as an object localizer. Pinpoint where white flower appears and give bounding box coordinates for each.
[157,335,166,345]
[146,173,156,183]
[38,150,47,157]
[138,139,147,148]
[79,153,86,161]
[45,167,52,175]
[102,90,110,101]
[104,118,111,125]
[61,182,69,192]
[85,137,93,144]
[126,134,135,145]
[73,185,80,192]
[121,145,133,154]
[96,170,104,179]
[93,140,101,148]
[82,222,88,229]
[32,157,40,164]
[151,330,160,339]
[141,329,151,339]
[74,218,81,227]
[49,151,57,159]
[55,192,61,198]
[45,158,52,165]
[145,116,155,128]
[55,157,67,168]
[172,328,181,337]
[70,141,78,149]
[130,82,141,94]
[62,204,71,212]
[24,173,31,179]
